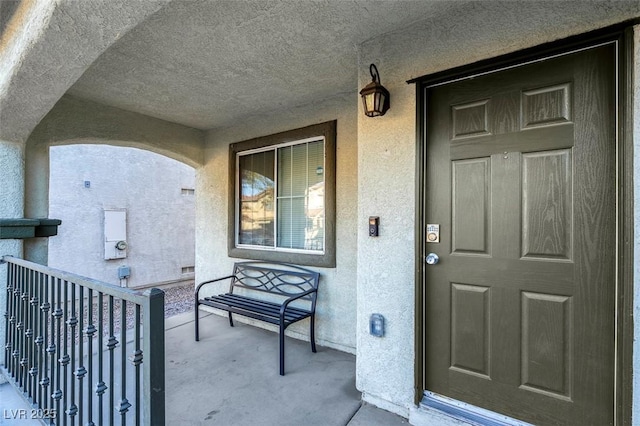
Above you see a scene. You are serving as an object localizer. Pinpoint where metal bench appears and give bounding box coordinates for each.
[195,261,320,375]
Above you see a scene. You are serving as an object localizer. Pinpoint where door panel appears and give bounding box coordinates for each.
[450,283,490,377]
[521,291,572,399]
[522,149,572,260]
[452,158,491,254]
[424,45,615,425]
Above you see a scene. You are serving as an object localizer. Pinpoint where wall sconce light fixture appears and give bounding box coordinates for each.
[359,63,390,117]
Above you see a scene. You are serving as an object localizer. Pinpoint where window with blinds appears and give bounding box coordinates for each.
[237,138,325,254]
[229,120,335,267]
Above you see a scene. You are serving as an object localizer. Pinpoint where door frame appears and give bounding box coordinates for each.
[411,21,636,425]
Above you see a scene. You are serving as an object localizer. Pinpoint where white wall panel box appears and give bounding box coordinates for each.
[104,209,127,260]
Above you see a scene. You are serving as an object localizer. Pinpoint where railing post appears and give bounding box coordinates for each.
[143,288,165,426]
[2,257,11,369]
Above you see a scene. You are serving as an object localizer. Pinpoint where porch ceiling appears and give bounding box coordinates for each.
[65,0,464,130]
[64,0,637,131]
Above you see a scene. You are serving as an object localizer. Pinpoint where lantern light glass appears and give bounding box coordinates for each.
[359,64,390,117]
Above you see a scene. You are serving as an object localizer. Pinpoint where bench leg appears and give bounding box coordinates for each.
[310,315,316,353]
[279,323,285,376]
[195,304,200,341]
[228,312,234,327]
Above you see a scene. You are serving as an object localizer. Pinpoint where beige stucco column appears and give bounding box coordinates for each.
[23,139,50,265]
[0,139,25,367]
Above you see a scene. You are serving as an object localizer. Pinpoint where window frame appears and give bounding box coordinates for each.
[228,120,336,268]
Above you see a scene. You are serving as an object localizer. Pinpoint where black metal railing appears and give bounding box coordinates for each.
[2,256,165,425]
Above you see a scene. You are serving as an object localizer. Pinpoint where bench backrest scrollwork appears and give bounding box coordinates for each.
[230,262,320,305]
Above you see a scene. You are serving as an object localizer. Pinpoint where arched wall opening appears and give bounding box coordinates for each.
[23,95,205,266]
[47,143,196,289]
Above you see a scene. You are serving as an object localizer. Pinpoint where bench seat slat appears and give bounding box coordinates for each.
[201,294,311,324]
[224,293,311,315]
[201,300,280,325]
[204,294,311,318]
[216,293,311,317]
[200,299,304,324]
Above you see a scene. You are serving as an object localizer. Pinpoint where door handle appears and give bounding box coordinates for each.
[425,253,439,265]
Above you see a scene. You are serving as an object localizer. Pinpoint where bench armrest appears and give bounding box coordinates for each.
[195,275,235,300]
[279,288,318,318]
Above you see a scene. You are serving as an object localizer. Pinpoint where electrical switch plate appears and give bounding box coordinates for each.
[369,313,385,337]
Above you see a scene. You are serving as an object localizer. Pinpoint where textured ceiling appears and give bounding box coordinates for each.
[66,0,461,130]
[66,1,639,131]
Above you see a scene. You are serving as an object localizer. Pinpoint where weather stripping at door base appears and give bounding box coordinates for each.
[421,392,533,426]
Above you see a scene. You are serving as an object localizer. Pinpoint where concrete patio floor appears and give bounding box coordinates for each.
[166,311,408,426]
[1,310,409,426]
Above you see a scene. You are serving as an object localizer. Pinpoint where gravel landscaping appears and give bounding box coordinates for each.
[162,282,195,318]
[91,282,195,338]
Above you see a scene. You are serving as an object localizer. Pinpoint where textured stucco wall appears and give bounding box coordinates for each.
[356,4,640,418]
[0,139,25,367]
[47,144,196,288]
[0,0,170,142]
[355,69,417,416]
[23,135,49,264]
[29,95,205,168]
[196,93,358,352]
[0,140,25,220]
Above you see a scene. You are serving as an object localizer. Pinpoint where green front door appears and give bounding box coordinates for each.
[423,44,616,425]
